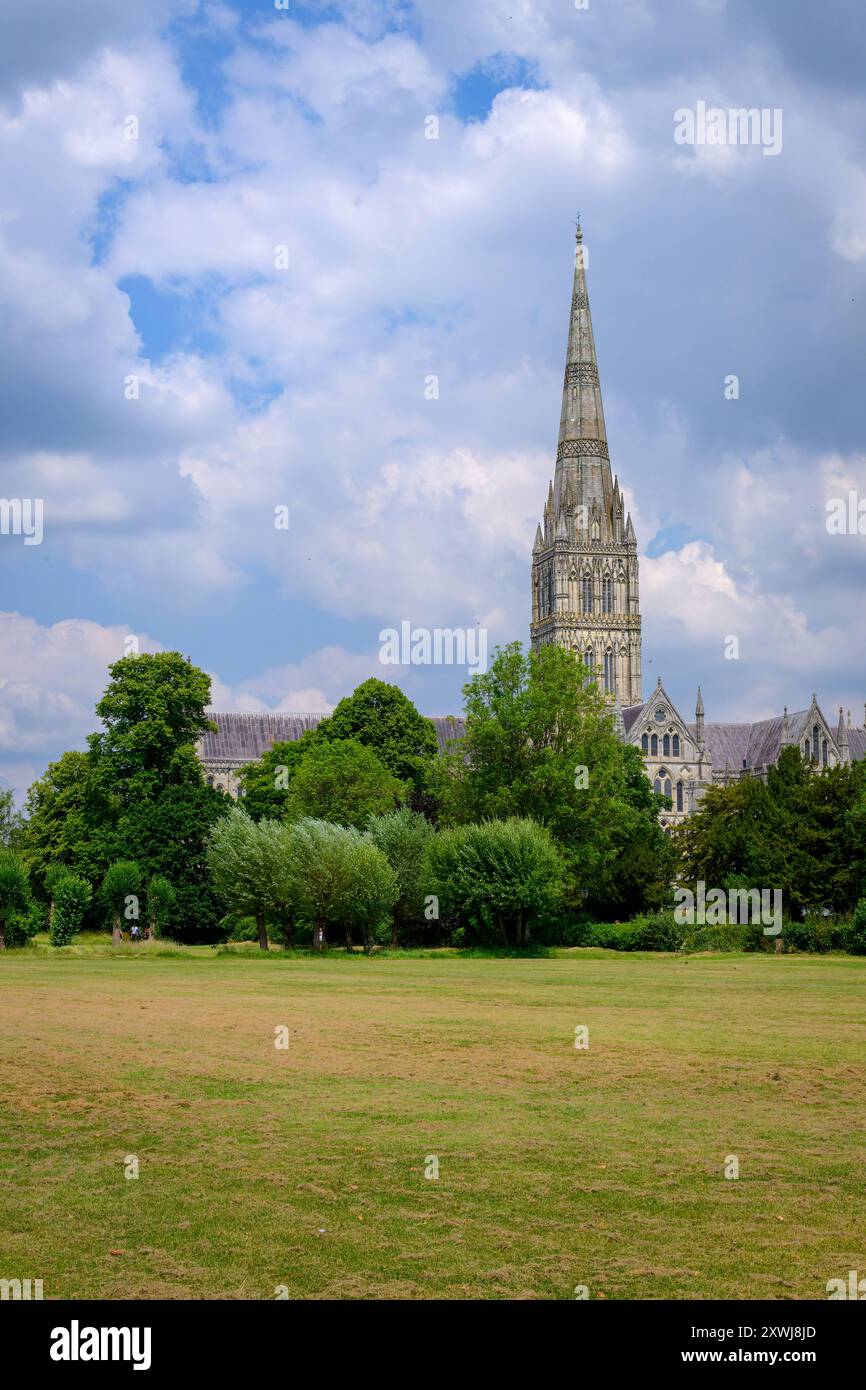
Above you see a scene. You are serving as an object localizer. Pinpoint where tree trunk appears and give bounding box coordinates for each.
[255,911,269,951]
[112,913,122,944]
[345,923,353,954]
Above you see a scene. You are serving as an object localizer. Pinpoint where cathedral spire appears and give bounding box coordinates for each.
[554,221,611,519]
[695,686,705,745]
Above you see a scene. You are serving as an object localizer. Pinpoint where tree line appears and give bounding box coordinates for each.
[1,644,865,952]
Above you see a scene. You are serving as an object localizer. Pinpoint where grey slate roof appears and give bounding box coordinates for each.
[199,711,466,763]
[621,703,644,735]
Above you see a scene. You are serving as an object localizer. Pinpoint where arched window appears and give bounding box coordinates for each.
[664,778,672,800]
[581,575,593,614]
[584,649,593,670]
[206,775,214,787]
[641,733,648,753]
[676,781,684,812]
[804,741,810,759]
[603,651,616,695]
[653,777,661,794]
[812,724,820,760]
[672,734,680,757]
[663,734,670,756]
[822,739,828,767]
[650,734,658,756]
[602,577,613,613]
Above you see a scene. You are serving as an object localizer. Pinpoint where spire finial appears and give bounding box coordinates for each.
[575,213,582,244]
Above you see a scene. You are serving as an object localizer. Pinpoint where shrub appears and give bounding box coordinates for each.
[0,848,30,949]
[101,860,142,935]
[846,900,866,956]
[50,873,92,947]
[427,817,563,949]
[6,901,43,948]
[146,875,176,938]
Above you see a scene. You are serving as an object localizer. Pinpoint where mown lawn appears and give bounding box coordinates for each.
[1,943,864,1300]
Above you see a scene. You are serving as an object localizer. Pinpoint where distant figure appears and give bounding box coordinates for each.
[130,923,141,943]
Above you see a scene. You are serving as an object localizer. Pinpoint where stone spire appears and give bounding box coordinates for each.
[554,222,614,530]
[695,685,705,745]
[837,707,850,764]
[780,705,793,745]
[530,222,642,707]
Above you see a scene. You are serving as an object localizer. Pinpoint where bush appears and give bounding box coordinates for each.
[427,817,563,949]
[101,860,142,934]
[781,916,846,953]
[50,873,92,946]
[6,901,43,948]
[846,900,866,956]
[146,874,176,938]
[0,848,30,949]
[589,914,683,952]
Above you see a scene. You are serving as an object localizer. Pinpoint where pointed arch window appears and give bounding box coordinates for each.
[663,734,670,757]
[603,651,616,695]
[650,734,658,756]
[581,575,593,614]
[641,733,648,754]
[822,738,828,767]
[584,649,593,671]
[804,741,810,759]
[672,734,680,757]
[602,577,613,614]
[812,724,820,760]
[676,781,684,812]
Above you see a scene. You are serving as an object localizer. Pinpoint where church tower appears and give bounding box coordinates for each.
[530,224,643,705]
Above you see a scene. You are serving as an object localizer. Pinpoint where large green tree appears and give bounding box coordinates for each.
[367,808,435,945]
[433,642,675,917]
[285,739,404,829]
[427,817,563,947]
[312,679,439,803]
[207,808,294,951]
[679,745,866,919]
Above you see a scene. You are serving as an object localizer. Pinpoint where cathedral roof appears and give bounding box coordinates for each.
[199,711,465,763]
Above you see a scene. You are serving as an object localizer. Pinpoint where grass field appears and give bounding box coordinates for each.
[2,942,865,1300]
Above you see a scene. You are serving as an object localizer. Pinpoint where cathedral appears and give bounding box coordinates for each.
[200,226,866,826]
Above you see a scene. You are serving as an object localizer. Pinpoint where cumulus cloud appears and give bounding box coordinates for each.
[1,0,865,792]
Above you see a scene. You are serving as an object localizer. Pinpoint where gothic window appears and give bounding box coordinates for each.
[804,741,810,759]
[663,734,670,757]
[822,739,828,767]
[603,651,615,695]
[206,775,214,787]
[602,577,613,613]
[672,734,680,757]
[653,777,661,794]
[676,781,684,812]
[584,650,593,671]
[581,575,593,614]
[641,733,648,753]
[812,724,820,760]
[650,734,658,756]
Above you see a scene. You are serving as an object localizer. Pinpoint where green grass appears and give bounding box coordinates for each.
[1,944,864,1300]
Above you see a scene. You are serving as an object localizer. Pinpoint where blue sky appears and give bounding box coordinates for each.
[1,0,866,798]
